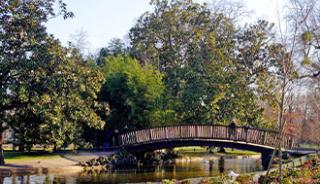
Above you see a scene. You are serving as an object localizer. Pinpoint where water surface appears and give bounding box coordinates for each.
[3,152,262,184]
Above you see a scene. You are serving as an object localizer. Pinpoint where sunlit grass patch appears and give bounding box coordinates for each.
[4,152,61,161]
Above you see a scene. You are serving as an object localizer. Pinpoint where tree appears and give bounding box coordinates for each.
[0,0,106,163]
[99,55,164,131]
[287,0,320,79]
[129,0,264,125]
[69,29,90,57]
[96,38,130,65]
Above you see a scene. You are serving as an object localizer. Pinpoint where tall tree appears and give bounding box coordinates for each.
[96,38,130,66]
[287,0,320,79]
[130,0,263,125]
[0,0,106,163]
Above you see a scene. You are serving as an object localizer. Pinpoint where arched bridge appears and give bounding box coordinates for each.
[119,125,296,151]
[118,125,297,169]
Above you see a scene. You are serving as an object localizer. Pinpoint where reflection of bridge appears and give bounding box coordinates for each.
[118,125,298,169]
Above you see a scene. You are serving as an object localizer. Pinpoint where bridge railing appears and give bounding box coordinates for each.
[119,125,297,150]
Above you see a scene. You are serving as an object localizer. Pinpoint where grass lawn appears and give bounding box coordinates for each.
[299,143,319,150]
[225,149,259,155]
[3,152,61,162]
[175,146,207,152]
[174,146,259,155]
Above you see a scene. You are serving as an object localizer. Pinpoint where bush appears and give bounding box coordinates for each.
[313,171,320,179]
[282,177,293,184]
[162,179,176,184]
[287,169,299,177]
[236,175,251,184]
[208,176,228,184]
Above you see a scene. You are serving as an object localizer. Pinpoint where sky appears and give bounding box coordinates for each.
[46,0,285,54]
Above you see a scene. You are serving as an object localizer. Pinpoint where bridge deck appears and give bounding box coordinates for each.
[118,125,297,150]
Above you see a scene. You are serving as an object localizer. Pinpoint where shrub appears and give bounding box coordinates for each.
[282,177,293,184]
[236,175,251,184]
[162,179,176,184]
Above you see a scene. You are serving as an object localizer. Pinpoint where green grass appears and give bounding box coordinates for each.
[3,152,61,161]
[299,143,319,150]
[174,146,207,152]
[174,147,259,155]
[224,149,259,155]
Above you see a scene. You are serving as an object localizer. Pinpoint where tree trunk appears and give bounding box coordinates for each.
[0,134,5,165]
[278,143,282,181]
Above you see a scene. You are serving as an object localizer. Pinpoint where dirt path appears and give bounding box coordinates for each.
[0,156,82,175]
[0,151,114,175]
[6,157,78,168]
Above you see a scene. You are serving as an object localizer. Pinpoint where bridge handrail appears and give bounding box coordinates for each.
[118,124,297,150]
[120,124,279,134]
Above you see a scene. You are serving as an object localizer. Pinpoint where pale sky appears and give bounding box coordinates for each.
[46,0,285,54]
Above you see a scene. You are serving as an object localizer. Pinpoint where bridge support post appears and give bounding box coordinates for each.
[261,151,273,170]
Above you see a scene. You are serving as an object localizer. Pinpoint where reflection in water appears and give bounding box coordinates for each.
[218,156,225,173]
[3,153,262,184]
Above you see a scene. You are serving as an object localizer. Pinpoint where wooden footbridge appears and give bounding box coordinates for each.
[119,125,296,150]
[117,124,297,169]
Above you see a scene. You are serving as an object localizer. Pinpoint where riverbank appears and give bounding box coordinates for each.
[0,155,81,176]
[0,151,116,176]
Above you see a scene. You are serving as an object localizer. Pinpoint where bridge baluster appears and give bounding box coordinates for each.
[120,134,124,145]
[215,125,220,139]
[128,132,132,144]
[192,125,196,137]
[262,131,267,145]
[253,130,258,144]
[165,127,168,140]
[237,127,241,141]
[150,129,153,141]
[248,129,253,143]
[135,131,139,143]
[129,132,133,144]
[126,133,130,144]
[180,126,184,138]
[196,125,198,137]
[126,133,129,145]
[257,130,261,144]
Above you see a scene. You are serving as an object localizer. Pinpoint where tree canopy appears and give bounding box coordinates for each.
[0,0,106,153]
[129,0,264,126]
[99,56,164,131]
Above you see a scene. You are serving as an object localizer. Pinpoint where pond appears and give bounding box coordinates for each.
[3,152,262,184]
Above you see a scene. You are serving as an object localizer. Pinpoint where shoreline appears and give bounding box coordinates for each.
[0,150,115,176]
[0,165,84,177]
[0,157,84,176]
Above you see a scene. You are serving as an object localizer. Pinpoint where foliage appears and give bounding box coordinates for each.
[97,38,130,65]
[259,157,320,183]
[130,0,264,126]
[0,0,107,151]
[235,175,251,184]
[161,179,177,184]
[287,0,320,78]
[99,56,164,130]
